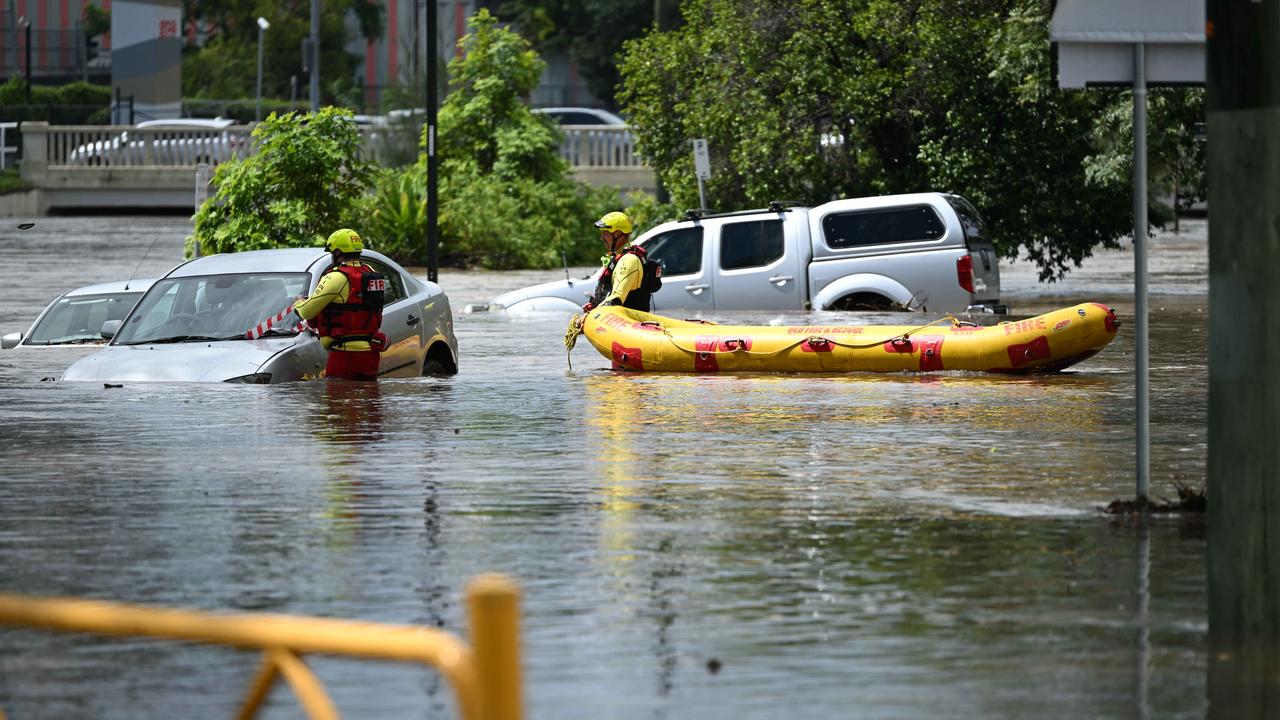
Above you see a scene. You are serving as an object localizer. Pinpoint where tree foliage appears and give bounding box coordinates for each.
[422,9,622,268]
[617,0,1205,281]
[181,0,383,106]
[491,0,682,107]
[189,107,373,257]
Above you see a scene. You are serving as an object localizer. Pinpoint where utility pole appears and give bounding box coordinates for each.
[425,0,439,283]
[1206,1,1280,717]
[309,0,320,112]
[21,15,31,104]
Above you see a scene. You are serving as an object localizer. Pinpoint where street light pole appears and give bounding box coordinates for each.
[19,15,31,104]
[309,0,320,112]
[425,0,438,283]
[256,17,270,122]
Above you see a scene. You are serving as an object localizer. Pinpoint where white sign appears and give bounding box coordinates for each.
[1050,0,1205,88]
[692,138,711,180]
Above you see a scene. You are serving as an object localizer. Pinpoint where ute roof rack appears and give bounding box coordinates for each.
[683,200,806,222]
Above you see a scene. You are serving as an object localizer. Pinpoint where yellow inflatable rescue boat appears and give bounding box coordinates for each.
[579,303,1119,373]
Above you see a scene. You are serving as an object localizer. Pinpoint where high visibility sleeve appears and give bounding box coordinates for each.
[602,253,643,306]
[294,271,349,321]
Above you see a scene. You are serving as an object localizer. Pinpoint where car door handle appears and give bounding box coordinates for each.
[768,275,794,286]
[684,283,710,295]
[406,314,421,327]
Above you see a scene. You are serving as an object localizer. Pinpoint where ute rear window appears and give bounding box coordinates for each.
[944,195,987,242]
[822,206,945,248]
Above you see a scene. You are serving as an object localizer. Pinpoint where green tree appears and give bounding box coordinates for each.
[618,0,1201,281]
[181,1,383,107]
[490,0,682,107]
[189,107,373,256]
[427,9,622,268]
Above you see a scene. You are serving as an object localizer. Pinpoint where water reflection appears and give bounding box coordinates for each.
[587,375,684,704]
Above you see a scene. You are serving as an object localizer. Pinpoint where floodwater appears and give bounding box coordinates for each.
[0,217,1209,719]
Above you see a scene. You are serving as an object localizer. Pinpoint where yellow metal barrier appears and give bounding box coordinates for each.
[0,573,521,720]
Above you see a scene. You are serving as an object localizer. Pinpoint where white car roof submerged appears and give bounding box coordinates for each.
[62,278,158,297]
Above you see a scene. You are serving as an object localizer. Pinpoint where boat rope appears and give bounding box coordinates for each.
[655,315,962,357]
[564,314,584,369]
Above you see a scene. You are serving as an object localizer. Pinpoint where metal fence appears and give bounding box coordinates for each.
[0,20,90,80]
[0,574,522,720]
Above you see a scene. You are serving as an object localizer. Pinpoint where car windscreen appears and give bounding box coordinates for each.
[113,272,311,345]
[26,292,143,345]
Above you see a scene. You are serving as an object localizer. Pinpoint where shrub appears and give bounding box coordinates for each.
[188,107,373,257]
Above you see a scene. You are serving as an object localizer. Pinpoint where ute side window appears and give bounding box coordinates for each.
[642,226,703,276]
[720,219,784,270]
[822,205,946,248]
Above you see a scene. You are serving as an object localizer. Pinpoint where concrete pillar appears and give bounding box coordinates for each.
[18,121,48,182]
[1206,0,1280,716]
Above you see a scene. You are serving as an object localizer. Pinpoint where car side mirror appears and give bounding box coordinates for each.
[1,331,21,349]
[100,320,122,339]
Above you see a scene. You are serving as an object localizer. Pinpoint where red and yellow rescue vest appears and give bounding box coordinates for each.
[315,264,386,349]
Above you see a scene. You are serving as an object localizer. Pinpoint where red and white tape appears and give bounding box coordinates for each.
[245,303,309,339]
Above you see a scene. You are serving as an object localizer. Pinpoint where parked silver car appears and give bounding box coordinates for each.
[2,279,155,349]
[67,118,248,166]
[61,248,458,383]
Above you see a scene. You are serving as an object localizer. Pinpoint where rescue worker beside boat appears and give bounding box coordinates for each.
[566,211,662,350]
[294,228,388,381]
[583,211,657,314]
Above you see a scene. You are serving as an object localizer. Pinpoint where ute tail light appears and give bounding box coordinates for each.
[957,254,975,294]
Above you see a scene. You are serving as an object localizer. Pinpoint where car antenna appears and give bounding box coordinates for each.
[562,249,573,286]
[125,237,161,291]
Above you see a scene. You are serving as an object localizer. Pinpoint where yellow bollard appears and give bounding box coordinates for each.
[467,574,522,720]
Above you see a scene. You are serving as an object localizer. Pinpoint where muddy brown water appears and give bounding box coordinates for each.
[0,217,1208,718]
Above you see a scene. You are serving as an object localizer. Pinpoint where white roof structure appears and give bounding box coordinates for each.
[1050,0,1205,88]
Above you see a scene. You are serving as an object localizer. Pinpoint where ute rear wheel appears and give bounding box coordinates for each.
[828,293,898,312]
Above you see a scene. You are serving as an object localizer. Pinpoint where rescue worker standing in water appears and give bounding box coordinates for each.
[294,228,388,381]
[581,211,660,316]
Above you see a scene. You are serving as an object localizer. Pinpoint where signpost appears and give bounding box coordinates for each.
[692,138,711,210]
[1050,0,1205,504]
[193,163,211,257]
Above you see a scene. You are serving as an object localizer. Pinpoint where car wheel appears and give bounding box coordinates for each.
[422,342,457,376]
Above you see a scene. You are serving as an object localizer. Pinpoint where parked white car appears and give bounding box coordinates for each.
[490,192,1005,315]
[67,118,248,166]
[2,278,155,348]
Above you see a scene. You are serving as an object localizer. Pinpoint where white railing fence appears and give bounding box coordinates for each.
[25,123,640,170]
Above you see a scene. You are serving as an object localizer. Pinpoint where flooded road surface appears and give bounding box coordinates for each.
[1,217,1207,718]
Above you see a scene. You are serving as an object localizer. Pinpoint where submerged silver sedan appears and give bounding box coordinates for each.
[61,248,458,383]
[3,278,156,349]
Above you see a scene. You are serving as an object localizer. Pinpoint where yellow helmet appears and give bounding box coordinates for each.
[594,211,632,235]
[325,228,363,254]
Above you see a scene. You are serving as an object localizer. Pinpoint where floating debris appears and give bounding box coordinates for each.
[1103,482,1206,515]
